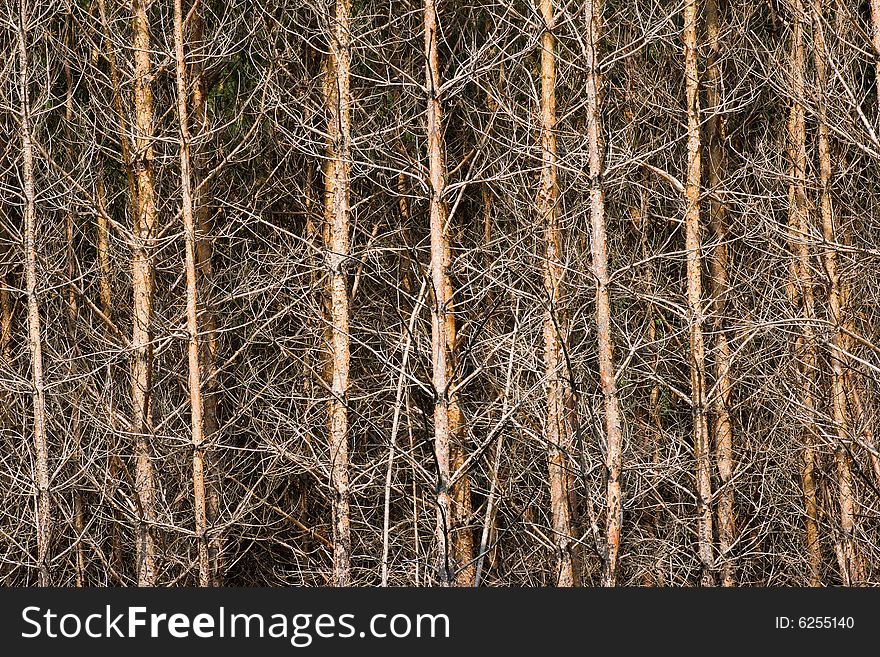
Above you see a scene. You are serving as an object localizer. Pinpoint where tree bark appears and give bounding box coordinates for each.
[131,0,158,587]
[810,0,863,586]
[871,0,880,115]
[684,0,715,587]
[424,0,467,585]
[324,0,353,587]
[188,8,223,587]
[539,0,576,587]
[173,0,211,587]
[706,0,736,588]
[19,0,51,587]
[581,0,624,588]
[64,16,87,587]
[787,0,822,586]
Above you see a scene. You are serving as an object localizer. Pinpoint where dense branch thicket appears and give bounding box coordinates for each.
[1,0,879,587]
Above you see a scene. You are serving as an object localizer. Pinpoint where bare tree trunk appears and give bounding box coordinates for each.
[173,0,210,588]
[131,0,158,587]
[706,0,736,588]
[324,0,353,587]
[423,0,463,586]
[18,0,51,587]
[579,0,624,588]
[63,18,87,586]
[787,0,822,586]
[684,0,715,587]
[539,0,576,588]
[188,9,223,587]
[810,0,863,586]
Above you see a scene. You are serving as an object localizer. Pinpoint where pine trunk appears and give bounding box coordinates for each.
[131,0,158,587]
[19,0,51,586]
[324,0,353,587]
[539,0,576,587]
[787,0,822,586]
[173,0,211,587]
[706,0,736,588]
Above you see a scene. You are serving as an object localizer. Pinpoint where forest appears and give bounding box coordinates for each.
[1,0,879,587]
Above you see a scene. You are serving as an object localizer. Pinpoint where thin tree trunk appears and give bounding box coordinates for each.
[19,0,51,587]
[131,0,158,587]
[173,0,210,588]
[810,0,863,586]
[787,0,822,586]
[63,20,87,587]
[188,8,223,587]
[539,0,576,588]
[324,0,352,587]
[683,0,715,587]
[581,0,624,588]
[95,169,113,320]
[423,0,460,585]
[706,0,736,588]
[872,0,880,115]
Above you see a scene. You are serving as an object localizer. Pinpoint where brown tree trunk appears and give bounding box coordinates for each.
[706,0,736,588]
[19,0,51,587]
[539,0,576,588]
[684,0,715,587]
[581,0,624,588]
[64,18,87,587]
[188,10,223,587]
[423,0,468,585]
[131,0,158,587]
[787,0,822,586]
[173,0,211,588]
[811,0,863,586]
[323,0,352,587]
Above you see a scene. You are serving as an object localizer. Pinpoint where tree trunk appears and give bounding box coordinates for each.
[706,0,736,588]
[324,0,353,587]
[787,0,822,586]
[810,0,863,586]
[131,0,158,587]
[539,0,576,588]
[173,0,211,588]
[188,9,223,587]
[872,0,880,115]
[684,0,715,587]
[424,0,466,586]
[580,0,624,588]
[19,0,51,587]
[64,17,87,587]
